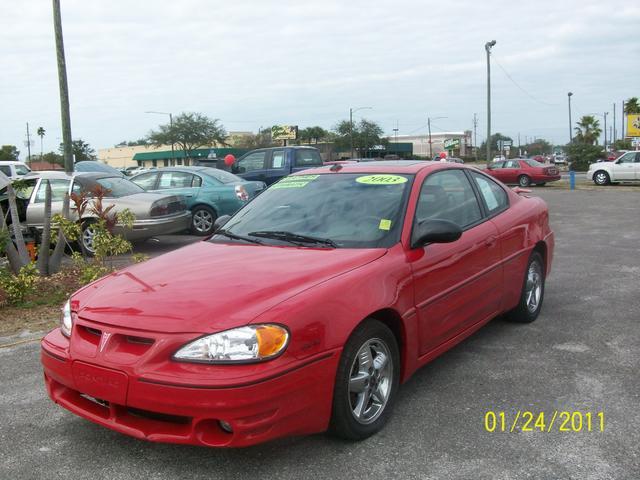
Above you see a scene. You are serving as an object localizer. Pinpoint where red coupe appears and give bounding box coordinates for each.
[42,161,554,447]
[486,159,561,187]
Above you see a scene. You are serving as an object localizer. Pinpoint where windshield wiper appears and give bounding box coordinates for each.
[247,230,338,248]
[215,229,264,245]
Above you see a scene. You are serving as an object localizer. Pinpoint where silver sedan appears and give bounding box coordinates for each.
[8,171,191,254]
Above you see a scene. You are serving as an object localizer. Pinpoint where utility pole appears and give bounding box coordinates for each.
[518,132,521,156]
[621,100,625,139]
[485,40,496,165]
[25,123,32,164]
[613,103,617,143]
[473,113,478,160]
[349,107,353,159]
[567,92,573,144]
[53,0,74,173]
[428,118,433,158]
[603,112,608,150]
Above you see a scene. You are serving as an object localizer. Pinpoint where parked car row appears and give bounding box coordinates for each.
[485,159,561,187]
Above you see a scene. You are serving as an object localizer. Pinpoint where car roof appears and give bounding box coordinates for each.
[299,160,448,175]
[23,171,121,181]
[0,161,27,165]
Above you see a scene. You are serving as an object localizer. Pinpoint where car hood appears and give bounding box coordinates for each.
[75,241,386,333]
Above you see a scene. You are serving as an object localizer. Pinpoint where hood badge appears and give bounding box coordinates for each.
[99,332,112,353]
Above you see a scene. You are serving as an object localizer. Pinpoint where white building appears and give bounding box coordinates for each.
[388,131,473,158]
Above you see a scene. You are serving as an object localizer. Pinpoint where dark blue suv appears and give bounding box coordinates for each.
[231,146,323,185]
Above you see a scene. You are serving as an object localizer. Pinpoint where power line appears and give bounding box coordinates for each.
[492,55,558,107]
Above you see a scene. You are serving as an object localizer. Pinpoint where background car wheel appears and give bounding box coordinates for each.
[190,206,217,236]
[506,251,545,323]
[518,175,531,187]
[79,219,97,257]
[593,171,610,186]
[329,319,400,440]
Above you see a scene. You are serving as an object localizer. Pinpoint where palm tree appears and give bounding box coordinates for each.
[37,127,46,161]
[574,116,602,145]
[624,97,640,114]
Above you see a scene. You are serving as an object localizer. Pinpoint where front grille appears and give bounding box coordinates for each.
[127,407,191,425]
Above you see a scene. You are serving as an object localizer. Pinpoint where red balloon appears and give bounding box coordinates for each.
[224,154,236,166]
[439,152,447,158]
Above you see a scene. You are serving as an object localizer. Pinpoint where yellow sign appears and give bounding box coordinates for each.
[271,125,298,140]
[355,175,408,185]
[627,114,640,137]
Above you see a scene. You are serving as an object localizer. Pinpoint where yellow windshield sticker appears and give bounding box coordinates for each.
[272,175,319,189]
[379,219,392,231]
[356,175,408,185]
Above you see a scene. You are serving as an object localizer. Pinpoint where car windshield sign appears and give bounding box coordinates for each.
[213,173,413,248]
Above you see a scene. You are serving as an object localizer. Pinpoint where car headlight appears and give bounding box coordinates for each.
[60,300,73,337]
[173,324,289,364]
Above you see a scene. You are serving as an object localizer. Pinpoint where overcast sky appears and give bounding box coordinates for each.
[1,0,639,157]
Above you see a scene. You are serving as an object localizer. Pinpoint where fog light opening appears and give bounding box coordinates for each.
[219,420,234,434]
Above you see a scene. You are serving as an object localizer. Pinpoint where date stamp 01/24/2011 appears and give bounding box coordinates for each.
[484,411,605,433]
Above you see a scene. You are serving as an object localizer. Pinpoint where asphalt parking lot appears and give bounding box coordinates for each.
[1,188,639,480]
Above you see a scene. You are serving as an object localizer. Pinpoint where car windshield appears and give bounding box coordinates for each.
[95,176,145,197]
[15,164,31,175]
[525,159,545,167]
[199,167,244,184]
[213,173,413,248]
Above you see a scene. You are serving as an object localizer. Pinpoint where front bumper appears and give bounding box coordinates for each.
[114,211,192,241]
[41,326,339,447]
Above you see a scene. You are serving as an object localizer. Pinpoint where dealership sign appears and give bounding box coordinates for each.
[272,125,299,140]
[444,138,460,149]
[627,115,640,137]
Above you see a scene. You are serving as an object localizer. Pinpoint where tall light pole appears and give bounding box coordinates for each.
[145,111,174,165]
[568,92,573,144]
[485,40,496,165]
[427,116,447,158]
[349,106,372,158]
[603,111,608,150]
[53,0,74,173]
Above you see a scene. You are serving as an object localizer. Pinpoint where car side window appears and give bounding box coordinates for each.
[294,150,322,167]
[238,152,266,173]
[0,166,12,176]
[270,150,286,169]
[34,179,70,203]
[492,162,504,169]
[414,169,482,229]
[617,152,635,164]
[15,179,37,200]
[505,160,520,168]
[192,175,203,187]
[158,172,195,189]
[470,172,509,216]
[131,172,158,190]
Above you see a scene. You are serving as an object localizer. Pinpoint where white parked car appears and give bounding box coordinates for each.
[553,154,567,165]
[492,155,506,162]
[587,151,640,185]
[0,161,31,179]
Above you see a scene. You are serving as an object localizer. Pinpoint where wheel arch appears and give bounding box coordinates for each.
[190,202,218,216]
[363,308,407,380]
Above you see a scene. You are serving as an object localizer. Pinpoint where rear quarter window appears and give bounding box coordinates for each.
[294,150,322,167]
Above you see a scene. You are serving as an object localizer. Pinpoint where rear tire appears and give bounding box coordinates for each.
[593,170,610,186]
[518,175,531,187]
[329,319,400,441]
[79,219,97,257]
[190,206,217,236]
[506,251,545,323]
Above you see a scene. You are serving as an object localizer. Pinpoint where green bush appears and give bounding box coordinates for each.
[565,143,604,171]
[0,263,39,305]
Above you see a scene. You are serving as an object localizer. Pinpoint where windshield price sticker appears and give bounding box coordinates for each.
[356,175,408,185]
[272,175,319,189]
[379,219,392,231]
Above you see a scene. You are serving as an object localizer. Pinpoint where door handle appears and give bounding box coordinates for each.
[485,236,497,247]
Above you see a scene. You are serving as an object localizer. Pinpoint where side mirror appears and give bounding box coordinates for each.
[213,215,231,232]
[411,219,462,249]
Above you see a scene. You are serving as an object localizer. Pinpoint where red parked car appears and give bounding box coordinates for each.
[486,159,561,187]
[41,161,554,447]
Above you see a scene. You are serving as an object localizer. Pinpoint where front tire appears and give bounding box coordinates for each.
[506,251,545,323]
[190,206,217,236]
[79,219,97,257]
[593,170,610,186]
[518,175,531,187]
[329,319,400,440]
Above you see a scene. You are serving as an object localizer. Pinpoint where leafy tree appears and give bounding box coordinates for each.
[522,139,553,156]
[574,115,602,145]
[565,143,604,171]
[612,139,632,150]
[147,112,227,160]
[59,139,97,162]
[42,151,64,166]
[479,133,513,157]
[233,128,277,149]
[0,145,20,161]
[115,138,150,147]
[298,126,329,144]
[624,97,640,114]
[333,119,386,157]
[37,127,46,160]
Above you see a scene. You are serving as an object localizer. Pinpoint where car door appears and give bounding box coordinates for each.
[234,150,268,183]
[155,171,201,207]
[611,152,636,181]
[26,178,70,227]
[409,169,503,355]
[501,160,522,183]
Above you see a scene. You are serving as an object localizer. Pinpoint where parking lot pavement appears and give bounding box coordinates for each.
[1,188,639,480]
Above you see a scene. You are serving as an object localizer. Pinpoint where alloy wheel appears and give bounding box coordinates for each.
[525,260,543,313]
[192,209,214,234]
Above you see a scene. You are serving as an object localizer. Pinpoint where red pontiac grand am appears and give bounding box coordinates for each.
[41,161,554,447]
[486,159,561,187]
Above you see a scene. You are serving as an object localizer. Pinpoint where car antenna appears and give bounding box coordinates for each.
[329,163,343,172]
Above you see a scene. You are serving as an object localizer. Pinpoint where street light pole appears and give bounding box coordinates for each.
[349,106,372,158]
[603,111,608,150]
[568,92,573,143]
[485,40,496,165]
[53,0,74,173]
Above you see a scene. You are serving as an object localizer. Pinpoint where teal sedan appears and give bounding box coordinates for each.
[130,167,265,235]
